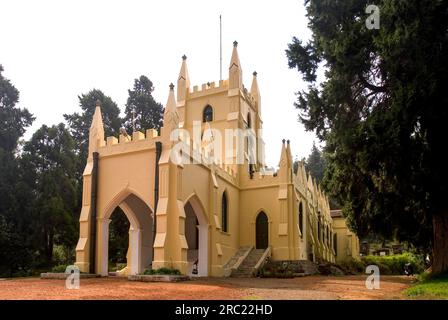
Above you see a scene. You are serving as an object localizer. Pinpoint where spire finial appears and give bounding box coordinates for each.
[182,54,187,61]
[253,71,257,77]
[287,139,290,145]
[282,139,286,144]
[95,99,101,107]
[169,83,174,91]
[233,40,238,47]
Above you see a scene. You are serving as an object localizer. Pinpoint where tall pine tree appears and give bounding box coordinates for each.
[287,0,448,274]
[0,64,35,276]
[123,75,163,133]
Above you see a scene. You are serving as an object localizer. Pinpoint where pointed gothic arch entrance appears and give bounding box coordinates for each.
[99,191,153,276]
[184,195,209,277]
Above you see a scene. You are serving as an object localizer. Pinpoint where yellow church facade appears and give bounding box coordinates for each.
[75,42,356,277]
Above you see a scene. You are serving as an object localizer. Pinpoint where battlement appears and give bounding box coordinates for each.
[103,128,160,147]
[187,79,229,99]
[95,128,161,157]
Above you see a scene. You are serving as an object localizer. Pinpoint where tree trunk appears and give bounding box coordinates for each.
[432,211,448,275]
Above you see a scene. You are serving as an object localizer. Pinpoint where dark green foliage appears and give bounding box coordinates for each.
[259,261,299,278]
[123,75,164,133]
[0,65,34,153]
[337,258,366,275]
[305,143,326,184]
[362,253,425,275]
[0,66,166,276]
[108,208,130,266]
[143,268,181,275]
[20,123,79,265]
[259,266,294,278]
[295,143,340,208]
[51,264,68,273]
[286,0,448,273]
[338,253,424,275]
[0,65,35,277]
[64,89,122,172]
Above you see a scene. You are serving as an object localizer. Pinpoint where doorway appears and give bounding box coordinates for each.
[256,211,268,249]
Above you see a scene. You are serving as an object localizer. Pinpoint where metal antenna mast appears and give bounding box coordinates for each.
[220,14,222,81]
[131,108,136,132]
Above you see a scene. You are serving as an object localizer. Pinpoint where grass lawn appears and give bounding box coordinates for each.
[405,273,448,299]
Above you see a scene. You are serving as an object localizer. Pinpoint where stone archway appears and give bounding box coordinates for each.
[99,191,153,276]
[184,195,209,277]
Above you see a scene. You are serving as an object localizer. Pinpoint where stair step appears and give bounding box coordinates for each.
[230,247,269,278]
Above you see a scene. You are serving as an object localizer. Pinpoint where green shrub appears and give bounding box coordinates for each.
[337,253,424,275]
[258,265,295,278]
[362,253,424,275]
[143,267,181,275]
[338,258,365,274]
[51,264,67,273]
[53,245,75,266]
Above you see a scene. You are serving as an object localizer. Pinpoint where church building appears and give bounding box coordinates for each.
[75,42,357,277]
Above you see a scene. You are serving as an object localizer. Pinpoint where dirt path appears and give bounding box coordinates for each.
[0,275,413,300]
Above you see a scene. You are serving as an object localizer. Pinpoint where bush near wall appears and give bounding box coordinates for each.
[143,268,181,275]
[339,253,425,275]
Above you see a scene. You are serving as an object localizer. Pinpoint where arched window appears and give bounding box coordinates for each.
[221,192,228,232]
[333,233,338,256]
[298,202,303,238]
[203,105,213,122]
[247,112,251,128]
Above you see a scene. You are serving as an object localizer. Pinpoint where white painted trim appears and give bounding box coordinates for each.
[129,227,142,275]
[197,224,209,277]
[185,195,209,277]
[99,218,111,276]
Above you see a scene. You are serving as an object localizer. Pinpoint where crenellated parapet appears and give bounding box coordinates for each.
[95,128,161,158]
[189,80,228,97]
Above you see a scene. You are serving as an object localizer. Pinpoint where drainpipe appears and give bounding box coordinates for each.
[152,142,162,267]
[89,152,99,274]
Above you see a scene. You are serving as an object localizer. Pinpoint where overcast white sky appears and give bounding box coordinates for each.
[0,0,320,167]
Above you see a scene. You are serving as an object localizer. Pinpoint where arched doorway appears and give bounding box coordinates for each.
[99,192,153,276]
[184,196,209,276]
[256,211,269,249]
[108,208,130,273]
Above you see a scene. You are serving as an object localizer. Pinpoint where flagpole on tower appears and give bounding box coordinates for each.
[220,14,222,81]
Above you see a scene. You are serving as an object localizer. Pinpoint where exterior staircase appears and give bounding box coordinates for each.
[224,246,251,270]
[231,248,269,278]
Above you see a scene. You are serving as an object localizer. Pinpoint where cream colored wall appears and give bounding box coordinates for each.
[333,216,360,263]
[211,175,240,276]
[97,149,156,219]
[239,186,293,260]
[98,146,159,275]
[75,46,341,277]
[180,159,241,276]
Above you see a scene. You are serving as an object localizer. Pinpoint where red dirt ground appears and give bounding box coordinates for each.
[0,275,414,300]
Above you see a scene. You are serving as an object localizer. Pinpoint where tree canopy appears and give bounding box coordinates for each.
[0,61,169,276]
[305,142,326,185]
[20,123,79,264]
[0,65,34,152]
[286,0,448,274]
[0,65,35,276]
[123,75,164,133]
